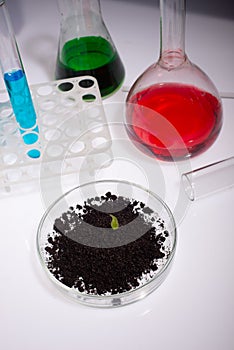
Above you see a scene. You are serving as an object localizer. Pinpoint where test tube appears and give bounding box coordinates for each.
[182,156,234,201]
[0,0,40,158]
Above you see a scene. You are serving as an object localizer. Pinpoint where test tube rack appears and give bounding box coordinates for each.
[0,76,112,193]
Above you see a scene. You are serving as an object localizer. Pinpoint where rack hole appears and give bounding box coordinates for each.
[79,79,94,89]
[58,82,74,92]
[65,125,81,138]
[47,144,63,158]
[40,99,55,111]
[82,94,96,102]
[22,132,39,145]
[43,113,58,126]
[92,137,108,150]
[3,153,17,165]
[37,85,53,96]
[2,122,17,135]
[27,149,41,159]
[45,129,61,141]
[0,107,13,119]
[70,141,85,154]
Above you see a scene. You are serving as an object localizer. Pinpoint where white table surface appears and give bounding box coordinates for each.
[1,0,234,349]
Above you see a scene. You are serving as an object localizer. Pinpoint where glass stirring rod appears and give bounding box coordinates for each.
[0,0,40,158]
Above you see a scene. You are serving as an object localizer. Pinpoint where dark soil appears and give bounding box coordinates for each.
[45,192,169,295]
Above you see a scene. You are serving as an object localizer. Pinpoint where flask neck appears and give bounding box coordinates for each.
[57,0,101,20]
[57,0,107,42]
[159,0,186,69]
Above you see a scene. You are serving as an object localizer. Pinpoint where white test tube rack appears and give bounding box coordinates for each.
[0,76,113,193]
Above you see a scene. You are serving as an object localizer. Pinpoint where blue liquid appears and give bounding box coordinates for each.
[4,69,40,158]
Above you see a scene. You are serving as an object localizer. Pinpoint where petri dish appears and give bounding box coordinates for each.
[37,180,177,308]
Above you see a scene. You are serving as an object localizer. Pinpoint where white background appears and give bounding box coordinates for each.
[0,0,234,349]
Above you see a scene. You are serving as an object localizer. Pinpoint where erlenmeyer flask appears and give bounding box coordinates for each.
[55,0,125,98]
[126,0,223,161]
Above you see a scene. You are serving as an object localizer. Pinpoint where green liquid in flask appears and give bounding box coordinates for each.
[55,36,125,98]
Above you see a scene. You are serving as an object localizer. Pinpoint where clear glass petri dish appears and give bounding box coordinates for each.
[36,179,177,308]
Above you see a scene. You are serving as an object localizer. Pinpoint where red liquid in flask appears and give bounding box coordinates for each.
[126,83,222,160]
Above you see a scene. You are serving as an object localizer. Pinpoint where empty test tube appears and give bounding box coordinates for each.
[0,0,40,158]
[182,156,234,201]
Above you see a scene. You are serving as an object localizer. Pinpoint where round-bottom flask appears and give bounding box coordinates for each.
[55,0,125,98]
[126,0,223,161]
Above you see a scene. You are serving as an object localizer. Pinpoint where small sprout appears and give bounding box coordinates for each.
[110,214,119,230]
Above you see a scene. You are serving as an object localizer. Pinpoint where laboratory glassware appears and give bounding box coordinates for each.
[125,0,223,161]
[55,0,125,98]
[0,0,40,158]
[37,179,177,307]
[182,156,234,201]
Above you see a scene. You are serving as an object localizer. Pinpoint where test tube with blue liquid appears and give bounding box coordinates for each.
[0,0,40,158]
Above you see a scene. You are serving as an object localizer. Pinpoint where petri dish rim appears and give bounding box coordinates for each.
[36,179,177,308]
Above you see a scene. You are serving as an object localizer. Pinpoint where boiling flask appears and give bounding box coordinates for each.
[126,0,223,161]
[55,0,125,98]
